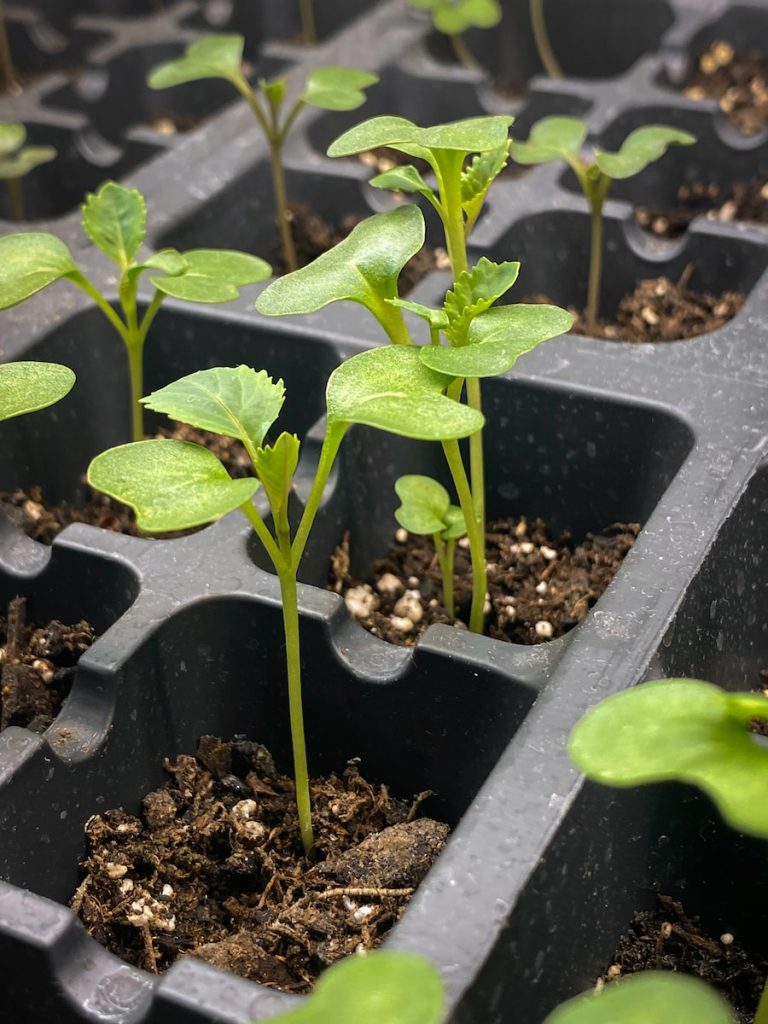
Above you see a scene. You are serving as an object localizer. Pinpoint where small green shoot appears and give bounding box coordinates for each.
[0,123,56,222]
[408,0,501,73]
[0,180,269,443]
[395,474,465,618]
[299,0,316,44]
[88,348,482,855]
[263,950,444,1024]
[529,0,562,79]
[510,118,696,331]
[0,361,75,421]
[148,37,377,272]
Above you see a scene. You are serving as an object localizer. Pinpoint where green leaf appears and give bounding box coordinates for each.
[81,181,146,269]
[543,972,733,1024]
[260,76,287,113]
[593,125,696,180]
[421,303,573,378]
[0,361,75,422]
[253,431,300,520]
[326,345,483,440]
[388,297,448,331]
[0,122,25,157]
[461,142,509,225]
[369,164,433,197]
[433,0,501,34]
[300,67,379,112]
[267,950,444,1024]
[0,145,56,179]
[568,678,768,839]
[442,504,466,540]
[0,232,77,308]
[151,249,271,302]
[147,35,244,89]
[443,257,520,346]
[509,116,587,165]
[142,366,285,450]
[255,206,424,316]
[328,114,513,159]
[395,474,452,535]
[125,248,188,290]
[88,439,258,533]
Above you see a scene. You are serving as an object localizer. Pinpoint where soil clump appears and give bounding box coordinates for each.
[684,41,768,136]
[636,176,768,239]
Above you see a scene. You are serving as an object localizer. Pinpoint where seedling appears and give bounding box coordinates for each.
[529,0,562,79]
[510,118,696,332]
[147,36,378,272]
[0,122,56,222]
[395,475,465,618]
[0,180,269,444]
[407,0,501,73]
[88,348,482,854]
[0,361,75,422]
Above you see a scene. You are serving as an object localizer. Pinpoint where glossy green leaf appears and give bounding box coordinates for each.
[267,951,444,1024]
[253,431,300,520]
[543,972,733,1024]
[328,114,513,158]
[300,67,379,111]
[443,257,520,346]
[593,125,696,180]
[509,116,587,165]
[388,297,448,331]
[152,249,270,302]
[81,181,146,269]
[0,232,77,308]
[421,303,573,378]
[568,678,768,839]
[88,439,258,532]
[142,366,284,449]
[0,122,25,157]
[0,361,75,421]
[0,144,56,179]
[147,35,244,89]
[326,345,483,440]
[395,474,452,535]
[461,141,509,224]
[369,164,433,197]
[256,205,424,316]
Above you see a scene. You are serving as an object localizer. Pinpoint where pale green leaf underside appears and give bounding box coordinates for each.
[568,678,768,839]
[509,116,587,165]
[148,34,244,89]
[268,951,444,1024]
[301,67,379,111]
[256,205,424,315]
[326,346,483,440]
[0,232,76,308]
[369,164,432,196]
[151,249,270,302]
[88,439,258,532]
[142,366,284,449]
[594,125,696,179]
[0,122,26,157]
[0,361,75,422]
[328,114,513,158]
[253,431,300,517]
[543,972,732,1024]
[395,473,451,535]
[422,303,572,377]
[82,181,146,268]
[388,297,448,330]
[0,145,56,179]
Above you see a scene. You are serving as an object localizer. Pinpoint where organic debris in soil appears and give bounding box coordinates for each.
[147,113,209,135]
[71,735,447,990]
[273,201,443,294]
[636,176,768,239]
[602,895,767,1024]
[0,425,251,545]
[684,41,768,136]
[0,596,95,733]
[330,516,639,647]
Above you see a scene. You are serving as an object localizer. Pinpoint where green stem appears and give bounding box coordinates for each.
[586,189,605,334]
[69,272,131,344]
[441,438,486,634]
[368,296,412,345]
[6,176,23,221]
[120,271,145,443]
[269,138,298,273]
[436,153,469,279]
[240,499,286,583]
[529,0,563,78]
[434,533,455,618]
[137,290,164,346]
[299,0,317,44]
[0,2,16,94]
[466,376,485,534]
[450,32,481,74]
[755,980,768,1024]
[291,426,346,567]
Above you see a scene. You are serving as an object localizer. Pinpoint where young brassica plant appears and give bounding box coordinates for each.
[407,0,500,73]
[0,122,56,222]
[147,37,377,273]
[88,348,482,855]
[0,180,269,444]
[510,118,696,332]
[395,474,465,619]
[0,361,74,422]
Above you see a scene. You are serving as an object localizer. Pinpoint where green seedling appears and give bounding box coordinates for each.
[510,118,696,332]
[395,474,465,618]
[0,122,56,222]
[529,0,563,79]
[88,348,482,855]
[147,36,377,273]
[0,180,269,444]
[407,0,501,73]
[0,361,75,422]
[264,949,443,1024]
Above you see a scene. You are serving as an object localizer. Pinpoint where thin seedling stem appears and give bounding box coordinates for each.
[6,176,23,222]
[299,0,317,45]
[435,534,456,618]
[442,436,486,634]
[269,140,298,272]
[529,0,563,78]
[586,192,604,333]
[450,32,481,73]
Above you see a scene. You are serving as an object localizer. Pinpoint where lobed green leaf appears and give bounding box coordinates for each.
[87,439,258,533]
[328,114,513,159]
[593,125,696,180]
[253,431,300,521]
[82,181,146,269]
[443,257,520,346]
[461,141,510,225]
[151,249,270,303]
[148,35,244,89]
[0,232,77,308]
[509,116,587,165]
[300,67,379,112]
[0,361,75,422]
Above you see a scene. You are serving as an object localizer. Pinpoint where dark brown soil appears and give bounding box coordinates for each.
[330,516,639,647]
[636,176,768,239]
[684,41,768,136]
[0,596,95,733]
[601,895,767,1024]
[71,735,447,990]
[0,424,251,545]
[274,202,441,293]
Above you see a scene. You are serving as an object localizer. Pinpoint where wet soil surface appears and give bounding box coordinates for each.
[602,895,767,1023]
[0,424,251,544]
[0,596,95,733]
[71,735,447,989]
[636,176,768,239]
[683,42,768,136]
[331,516,639,647]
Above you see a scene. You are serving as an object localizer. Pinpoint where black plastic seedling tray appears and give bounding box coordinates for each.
[0,0,767,1021]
